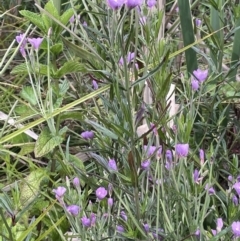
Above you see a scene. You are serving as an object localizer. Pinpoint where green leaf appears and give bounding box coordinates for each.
[34,128,63,157]
[53,60,85,78]
[60,8,74,25]
[59,79,69,96]
[61,37,100,62]
[19,169,46,208]
[19,143,35,156]
[50,42,63,55]
[11,63,49,76]
[178,0,198,75]
[19,10,46,33]
[20,86,38,106]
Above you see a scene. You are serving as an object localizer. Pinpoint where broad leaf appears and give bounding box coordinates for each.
[34,128,63,157]
[53,60,85,78]
[19,10,46,33]
[60,8,74,25]
[20,86,38,106]
[11,63,49,76]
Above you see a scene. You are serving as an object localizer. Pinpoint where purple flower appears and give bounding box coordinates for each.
[195,228,200,237]
[143,223,150,232]
[92,80,98,90]
[193,169,202,184]
[116,225,125,232]
[150,123,158,135]
[72,177,80,187]
[212,219,223,236]
[232,221,240,237]
[126,0,143,8]
[120,211,127,221]
[165,160,173,170]
[82,21,87,27]
[70,15,75,23]
[144,145,156,156]
[67,205,80,216]
[175,144,189,157]
[233,195,238,205]
[233,182,240,196]
[147,0,156,8]
[81,216,91,227]
[196,18,202,27]
[228,175,233,182]
[191,79,199,91]
[166,150,172,161]
[16,34,27,57]
[193,69,208,82]
[90,213,96,226]
[95,187,107,200]
[81,130,94,140]
[108,158,118,171]
[205,184,215,195]
[107,0,125,9]
[108,197,114,207]
[199,149,204,165]
[141,159,151,170]
[28,37,43,50]
[53,186,66,199]
[237,175,240,182]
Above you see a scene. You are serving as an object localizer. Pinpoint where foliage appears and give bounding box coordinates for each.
[0,0,240,240]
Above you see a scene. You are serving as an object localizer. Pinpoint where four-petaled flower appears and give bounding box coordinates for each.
[16,34,27,57]
[212,218,223,236]
[108,158,118,171]
[107,0,125,10]
[96,187,108,200]
[147,0,156,8]
[126,0,143,8]
[53,186,66,199]
[233,182,240,196]
[175,144,189,157]
[193,169,202,184]
[73,177,80,187]
[81,130,94,140]
[193,69,208,82]
[92,79,98,90]
[141,159,150,170]
[28,37,43,51]
[205,184,215,195]
[116,225,125,233]
[66,205,80,216]
[232,221,240,237]
[81,216,91,227]
[191,79,199,91]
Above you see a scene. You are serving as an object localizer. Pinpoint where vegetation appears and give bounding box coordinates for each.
[1,0,240,240]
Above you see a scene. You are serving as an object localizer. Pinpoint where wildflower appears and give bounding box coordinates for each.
[81,216,91,227]
[143,223,150,232]
[211,218,223,235]
[165,160,173,170]
[92,79,98,90]
[237,175,240,182]
[196,18,202,27]
[232,221,240,237]
[81,130,94,140]
[195,228,200,237]
[144,145,156,156]
[166,150,172,161]
[233,195,238,205]
[28,37,43,51]
[90,213,96,226]
[126,0,143,8]
[152,228,164,239]
[147,0,156,8]
[193,169,202,184]
[141,159,151,170]
[108,197,114,207]
[233,182,240,196]
[70,15,75,23]
[228,175,233,182]
[205,184,215,195]
[150,123,158,135]
[96,187,107,200]
[199,149,204,165]
[175,144,189,157]
[120,211,127,221]
[191,79,199,91]
[53,186,66,199]
[157,146,162,157]
[107,0,125,10]
[116,225,125,232]
[108,158,118,171]
[67,205,80,216]
[16,34,27,57]
[193,69,208,82]
[73,177,80,187]
[82,21,87,27]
